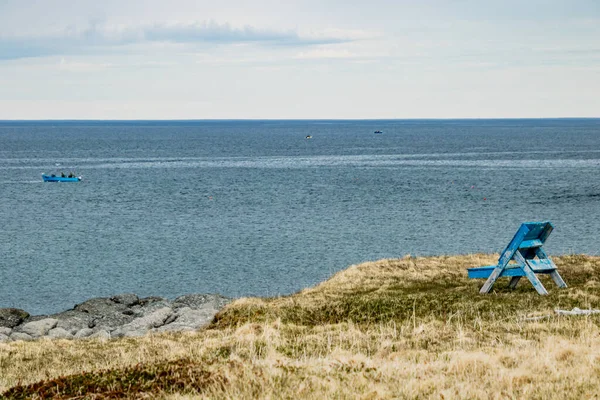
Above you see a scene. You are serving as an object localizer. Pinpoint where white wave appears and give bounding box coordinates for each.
[0,180,43,184]
[1,154,600,170]
[2,149,600,165]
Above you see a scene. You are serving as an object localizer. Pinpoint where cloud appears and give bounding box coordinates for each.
[294,48,357,59]
[0,20,357,61]
[142,21,341,45]
[58,57,114,72]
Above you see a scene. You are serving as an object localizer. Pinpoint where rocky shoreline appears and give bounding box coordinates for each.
[0,293,231,342]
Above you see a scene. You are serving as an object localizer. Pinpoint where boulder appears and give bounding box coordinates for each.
[47,328,74,339]
[0,333,10,343]
[114,329,146,338]
[0,308,30,328]
[74,328,94,338]
[155,307,217,333]
[19,318,58,337]
[110,293,140,307]
[73,297,134,330]
[10,332,33,341]
[74,297,128,314]
[88,330,110,340]
[139,296,167,306]
[22,315,50,323]
[172,294,231,310]
[0,293,230,341]
[163,313,178,325]
[112,307,173,338]
[130,299,173,318]
[50,310,94,334]
[91,314,134,331]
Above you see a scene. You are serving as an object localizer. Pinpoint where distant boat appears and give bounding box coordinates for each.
[305,135,312,139]
[374,130,383,134]
[42,173,82,182]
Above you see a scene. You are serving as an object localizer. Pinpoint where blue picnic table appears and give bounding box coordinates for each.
[467,221,567,295]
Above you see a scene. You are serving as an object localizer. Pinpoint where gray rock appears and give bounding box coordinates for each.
[110,293,140,307]
[172,294,231,310]
[10,332,33,341]
[73,297,134,330]
[19,318,58,337]
[156,307,217,333]
[0,308,30,328]
[74,328,94,338]
[116,329,147,338]
[49,310,94,334]
[163,313,178,325]
[130,299,173,318]
[47,327,74,339]
[139,296,167,306]
[0,293,230,341]
[0,333,10,343]
[75,297,128,314]
[22,315,50,323]
[92,315,134,331]
[88,330,110,340]
[112,307,173,338]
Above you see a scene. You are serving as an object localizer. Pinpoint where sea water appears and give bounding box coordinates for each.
[0,119,599,315]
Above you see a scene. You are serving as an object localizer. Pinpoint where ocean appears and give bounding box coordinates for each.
[1,119,599,315]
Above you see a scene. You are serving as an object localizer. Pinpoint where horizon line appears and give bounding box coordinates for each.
[1,117,599,122]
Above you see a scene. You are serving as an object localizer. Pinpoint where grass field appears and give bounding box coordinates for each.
[2,254,600,399]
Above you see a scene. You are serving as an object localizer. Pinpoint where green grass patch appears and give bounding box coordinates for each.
[211,255,600,329]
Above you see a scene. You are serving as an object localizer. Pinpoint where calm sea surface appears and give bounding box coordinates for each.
[1,119,599,314]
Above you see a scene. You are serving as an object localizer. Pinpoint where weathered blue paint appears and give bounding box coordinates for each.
[478,223,530,294]
[467,260,555,278]
[467,265,527,279]
[468,221,567,295]
[518,239,543,249]
[526,259,554,272]
[514,250,548,295]
[536,247,567,288]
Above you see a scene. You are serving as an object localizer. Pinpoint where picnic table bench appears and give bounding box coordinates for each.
[467,221,567,295]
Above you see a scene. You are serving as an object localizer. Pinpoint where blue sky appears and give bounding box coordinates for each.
[0,0,598,119]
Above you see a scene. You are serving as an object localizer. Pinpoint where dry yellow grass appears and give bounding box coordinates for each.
[2,254,600,398]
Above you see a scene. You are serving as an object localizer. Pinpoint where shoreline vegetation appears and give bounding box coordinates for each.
[2,253,600,398]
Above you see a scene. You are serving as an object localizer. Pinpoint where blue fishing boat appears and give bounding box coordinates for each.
[42,173,82,182]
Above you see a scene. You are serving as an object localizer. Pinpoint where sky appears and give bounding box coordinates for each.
[0,0,599,119]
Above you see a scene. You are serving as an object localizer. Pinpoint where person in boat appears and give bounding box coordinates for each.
[61,172,66,177]
[68,172,74,178]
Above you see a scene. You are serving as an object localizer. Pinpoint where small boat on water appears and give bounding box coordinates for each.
[305,135,313,139]
[374,130,383,134]
[42,173,82,182]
